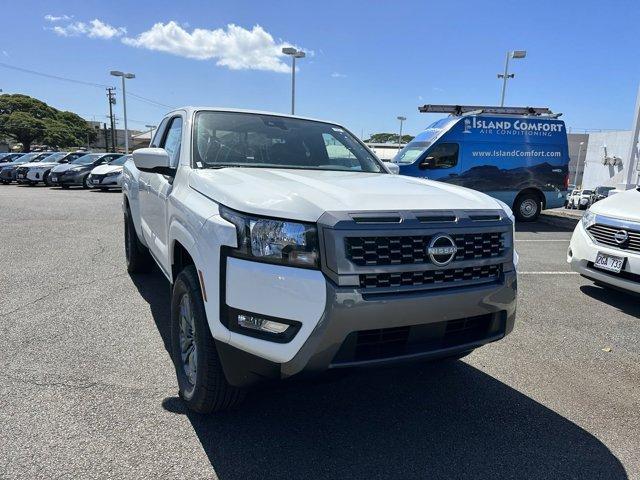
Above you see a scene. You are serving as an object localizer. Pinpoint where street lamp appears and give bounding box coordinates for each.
[282,47,306,115]
[574,141,585,187]
[397,116,406,150]
[497,50,526,107]
[145,124,157,146]
[110,70,135,153]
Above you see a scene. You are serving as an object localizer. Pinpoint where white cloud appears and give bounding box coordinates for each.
[44,14,72,22]
[52,19,126,39]
[122,22,301,73]
[331,72,347,78]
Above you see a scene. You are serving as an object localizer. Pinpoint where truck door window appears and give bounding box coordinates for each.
[150,118,169,148]
[421,143,459,169]
[161,117,183,167]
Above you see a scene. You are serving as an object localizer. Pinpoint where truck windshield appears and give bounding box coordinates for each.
[192,111,383,173]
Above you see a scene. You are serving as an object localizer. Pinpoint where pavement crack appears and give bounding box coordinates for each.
[0,272,129,317]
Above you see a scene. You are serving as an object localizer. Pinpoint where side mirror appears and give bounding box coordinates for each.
[419,156,435,170]
[133,148,174,175]
[386,163,400,174]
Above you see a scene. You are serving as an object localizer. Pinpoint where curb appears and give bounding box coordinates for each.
[538,212,580,229]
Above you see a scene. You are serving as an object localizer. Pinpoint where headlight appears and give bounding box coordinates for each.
[495,199,518,268]
[582,210,596,229]
[220,205,320,268]
[105,171,121,177]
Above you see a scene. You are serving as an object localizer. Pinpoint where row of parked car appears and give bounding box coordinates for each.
[564,186,616,210]
[0,151,129,190]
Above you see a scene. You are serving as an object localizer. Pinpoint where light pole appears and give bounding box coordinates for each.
[497,50,526,107]
[573,141,585,187]
[110,70,135,153]
[397,116,406,150]
[282,47,306,115]
[145,124,157,146]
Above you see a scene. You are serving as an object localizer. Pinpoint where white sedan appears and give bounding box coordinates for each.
[87,155,130,190]
[568,187,640,294]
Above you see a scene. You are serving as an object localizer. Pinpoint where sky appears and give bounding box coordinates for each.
[1,0,639,138]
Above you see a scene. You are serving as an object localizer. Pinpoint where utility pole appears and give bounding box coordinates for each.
[107,87,117,151]
[619,84,640,190]
[573,141,584,187]
[397,116,406,151]
[497,50,526,107]
[103,123,109,151]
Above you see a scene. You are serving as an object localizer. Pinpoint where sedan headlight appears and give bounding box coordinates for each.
[220,205,320,268]
[582,209,596,229]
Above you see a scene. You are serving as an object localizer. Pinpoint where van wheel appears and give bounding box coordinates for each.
[124,207,153,273]
[514,192,541,222]
[171,265,245,413]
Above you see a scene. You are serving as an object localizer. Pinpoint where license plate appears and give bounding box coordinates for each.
[17,174,24,178]
[51,176,57,181]
[594,252,625,273]
[92,179,99,184]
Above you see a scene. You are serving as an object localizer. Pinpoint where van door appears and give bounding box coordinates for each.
[412,142,461,182]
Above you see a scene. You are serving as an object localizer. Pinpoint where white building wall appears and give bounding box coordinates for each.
[581,130,639,189]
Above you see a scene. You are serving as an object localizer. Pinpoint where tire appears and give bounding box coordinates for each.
[124,207,153,273]
[1,181,9,185]
[514,192,542,222]
[43,172,52,187]
[171,265,244,413]
[82,175,90,189]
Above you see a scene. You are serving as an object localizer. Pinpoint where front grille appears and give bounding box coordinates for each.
[345,232,504,266]
[333,313,500,363]
[587,224,640,253]
[15,167,28,175]
[359,264,502,289]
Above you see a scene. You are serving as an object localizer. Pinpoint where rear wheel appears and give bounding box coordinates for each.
[514,192,542,222]
[171,265,245,413]
[124,207,153,273]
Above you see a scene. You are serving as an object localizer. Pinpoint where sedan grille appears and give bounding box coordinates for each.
[345,232,504,266]
[587,224,640,254]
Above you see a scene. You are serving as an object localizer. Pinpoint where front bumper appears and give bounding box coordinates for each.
[568,221,640,293]
[217,256,517,387]
[50,171,86,186]
[1,168,17,182]
[88,173,122,188]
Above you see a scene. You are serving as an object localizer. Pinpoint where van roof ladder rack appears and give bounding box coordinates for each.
[418,104,561,117]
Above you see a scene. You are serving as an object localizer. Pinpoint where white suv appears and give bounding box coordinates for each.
[123,108,518,412]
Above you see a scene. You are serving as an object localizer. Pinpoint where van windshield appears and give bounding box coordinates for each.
[192,111,384,173]
[393,118,455,164]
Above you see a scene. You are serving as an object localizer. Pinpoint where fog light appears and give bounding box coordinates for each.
[237,314,290,334]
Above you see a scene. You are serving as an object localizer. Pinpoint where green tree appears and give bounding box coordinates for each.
[0,94,96,151]
[365,132,414,144]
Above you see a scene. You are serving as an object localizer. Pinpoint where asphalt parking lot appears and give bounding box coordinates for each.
[1,184,638,480]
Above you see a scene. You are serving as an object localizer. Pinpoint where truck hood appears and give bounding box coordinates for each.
[590,188,640,222]
[189,168,502,222]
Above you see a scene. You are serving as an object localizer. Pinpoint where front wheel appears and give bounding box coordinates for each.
[514,193,541,222]
[43,172,52,187]
[171,265,244,413]
[82,175,91,189]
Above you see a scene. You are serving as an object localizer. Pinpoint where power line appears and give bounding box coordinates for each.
[0,61,174,110]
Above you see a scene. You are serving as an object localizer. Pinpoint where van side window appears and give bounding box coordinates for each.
[422,143,459,169]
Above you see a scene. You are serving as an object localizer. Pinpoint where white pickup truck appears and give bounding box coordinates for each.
[123,107,518,413]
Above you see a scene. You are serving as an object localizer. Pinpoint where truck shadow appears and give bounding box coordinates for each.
[129,270,628,480]
[516,220,575,234]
